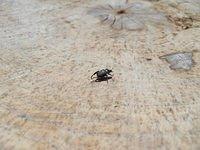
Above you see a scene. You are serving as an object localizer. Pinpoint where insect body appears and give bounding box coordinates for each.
[91,69,113,82]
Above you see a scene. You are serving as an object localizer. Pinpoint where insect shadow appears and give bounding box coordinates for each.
[94,76,112,83]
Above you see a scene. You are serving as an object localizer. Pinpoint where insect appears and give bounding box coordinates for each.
[91,69,113,82]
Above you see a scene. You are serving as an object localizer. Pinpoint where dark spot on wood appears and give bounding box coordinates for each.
[169,108,174,115]
[157,110,161,114]
[116,9,126,15]
[146,58,152,61]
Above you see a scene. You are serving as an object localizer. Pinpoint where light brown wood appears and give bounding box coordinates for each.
[0,0,200,149]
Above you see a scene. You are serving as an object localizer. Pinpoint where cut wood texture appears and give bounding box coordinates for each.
[0,0,200,149]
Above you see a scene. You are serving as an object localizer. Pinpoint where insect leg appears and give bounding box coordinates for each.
[91,71,98,79]
[108,73,113,76]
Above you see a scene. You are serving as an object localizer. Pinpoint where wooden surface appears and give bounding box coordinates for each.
[0,0,200,149]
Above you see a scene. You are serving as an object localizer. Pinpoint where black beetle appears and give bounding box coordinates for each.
[91,69,113,82]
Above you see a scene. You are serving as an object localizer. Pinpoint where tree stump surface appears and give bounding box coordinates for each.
[0,0,200,149]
